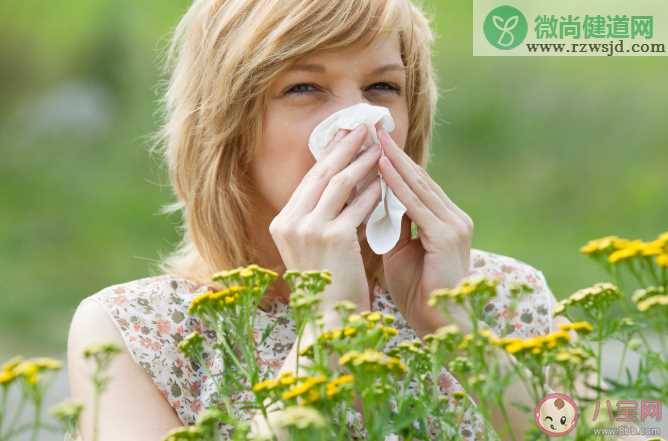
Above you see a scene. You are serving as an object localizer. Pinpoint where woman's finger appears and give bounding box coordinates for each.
[311,144,381,221]
[378,127,458,222]
[378,153,441,232]
[285,124,368,217]
[336,176,382,228]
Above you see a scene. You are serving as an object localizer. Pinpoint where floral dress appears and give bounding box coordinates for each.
[68,247,555,440]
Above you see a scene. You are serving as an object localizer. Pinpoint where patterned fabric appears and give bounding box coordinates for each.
[69,247,555,440]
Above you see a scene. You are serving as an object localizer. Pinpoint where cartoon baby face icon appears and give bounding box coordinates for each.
[535,393,579,436]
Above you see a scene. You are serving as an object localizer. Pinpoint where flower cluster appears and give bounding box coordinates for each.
[298,311,398,358]
[631,285,666,303]
[339,349,407,376]
[281,374,328,405]
[428,275,499,305]
[212,264,279,288]
[581,232,668,266]
[552,282,622,316]
[580,232,668,289]
[177,331,205,360]
[0,356,62,386]
[558,321,594,334]
[553,347,593,367]
[188,284,259,316]
[635,294,668,313]
[497,330,572,356]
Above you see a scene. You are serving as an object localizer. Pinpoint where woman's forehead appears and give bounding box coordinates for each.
[290,34,404,70]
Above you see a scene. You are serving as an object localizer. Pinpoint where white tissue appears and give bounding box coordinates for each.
[307,102,407,255]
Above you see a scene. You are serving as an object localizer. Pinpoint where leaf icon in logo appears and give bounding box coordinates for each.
[492,14,519,47]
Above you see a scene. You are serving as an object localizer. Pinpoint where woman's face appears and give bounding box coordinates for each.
[252,32,409,217]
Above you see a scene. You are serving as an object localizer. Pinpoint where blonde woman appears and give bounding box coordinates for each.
[67,0,567,439]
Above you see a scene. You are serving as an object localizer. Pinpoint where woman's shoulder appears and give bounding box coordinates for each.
[77,274,211,424]
[469,247,549,287]
[81,273,206,310]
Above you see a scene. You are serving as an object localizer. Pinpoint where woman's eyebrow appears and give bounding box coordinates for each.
[285,62,406,75]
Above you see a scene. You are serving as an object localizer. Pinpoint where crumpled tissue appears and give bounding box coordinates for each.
[307,102,407,254]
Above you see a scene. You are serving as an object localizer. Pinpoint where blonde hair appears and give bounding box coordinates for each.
[149,0,440,289]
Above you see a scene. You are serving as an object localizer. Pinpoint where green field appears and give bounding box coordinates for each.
[1,0,666,356]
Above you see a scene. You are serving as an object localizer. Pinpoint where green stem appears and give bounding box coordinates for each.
[5,392,26,441]
[496,395,518,441]
[643,256,661,286]
[29,395,42,441]
[0,386,8,436]
[615,342,628,382]
[596,314,603,402]
[295,325,304,378]
[216,323,252,387]
[93,378,102,441]
[625,259,646,287]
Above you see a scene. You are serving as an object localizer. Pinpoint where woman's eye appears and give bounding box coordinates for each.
[286,83,318,95]
[368,82,402,94]
[285,82,401,96]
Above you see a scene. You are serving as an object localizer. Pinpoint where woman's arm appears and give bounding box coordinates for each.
[67,299,183,441]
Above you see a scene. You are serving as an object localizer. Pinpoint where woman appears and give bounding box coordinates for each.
[67,0,565,439]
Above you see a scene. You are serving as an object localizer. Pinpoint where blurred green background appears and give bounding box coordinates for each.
[1,0,666,357]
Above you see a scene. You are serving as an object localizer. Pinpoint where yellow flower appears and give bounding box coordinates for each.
[279,371,297,386]
[391,340,426,356]
[334,300,357,314]
[657,254,668,268]
[1,356,24,373]
[82,342,121,359]
[253,378,280,393]
[554,347,589,365]
[253,371,298,394]
[608,240,646,263]
[636,295,668,312]
[452,390,466,400]
[14,361,40,385]
[380,326,398,337]
[558,321,593,334]
[502,331,570,356]
[338,349,406,375]
[343,327,357,337]
[48,398,84,423]
[580,236,621,255]
[213,264,278,284]
[281,375,327,401]
[325,374,354,398]
[0,370,16,386]
[558,283,621,314]
[273,406,327,430]
[347,314,362,323]
[641,240,665,256]
[428,276,499,305]
[632,286,665,304]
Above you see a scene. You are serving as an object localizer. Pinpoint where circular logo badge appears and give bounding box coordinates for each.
[483,5,528,50]
[534,393,579,436]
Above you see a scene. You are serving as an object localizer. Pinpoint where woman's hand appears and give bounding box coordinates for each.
[376,126,475,337]
[269,123,382,316]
